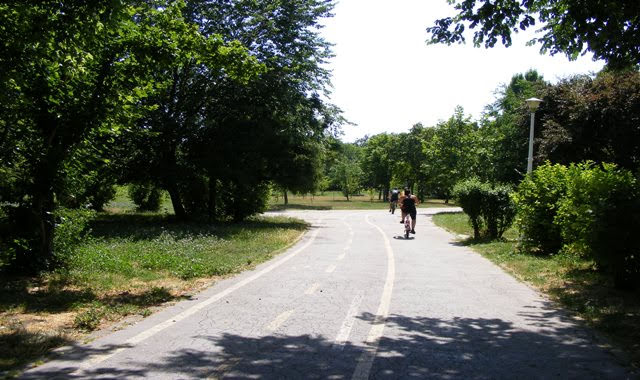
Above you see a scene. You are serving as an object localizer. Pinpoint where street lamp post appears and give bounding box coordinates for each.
[525,97,543,174]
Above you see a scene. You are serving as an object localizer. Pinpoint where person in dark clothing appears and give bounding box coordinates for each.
[399,188,418,234]
[389,188,399,213]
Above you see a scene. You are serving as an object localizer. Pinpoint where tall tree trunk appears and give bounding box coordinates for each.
[208,175,217,221]
[166,180,186,219]
[283,190,288,205]
[32,174,55,270]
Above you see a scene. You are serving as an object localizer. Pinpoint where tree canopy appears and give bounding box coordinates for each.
[0,0,341,272]
[427,0,640,69]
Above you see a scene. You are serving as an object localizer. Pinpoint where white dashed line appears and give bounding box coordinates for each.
[266,309,295,332]
[334,292,364,349]
[305,283,321,295]
[352,214,396,380]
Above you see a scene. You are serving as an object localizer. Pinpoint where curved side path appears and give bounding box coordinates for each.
[21,209,633,379]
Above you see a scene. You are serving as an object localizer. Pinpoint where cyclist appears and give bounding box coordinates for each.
[389,188,399,214]
[399,188,418,234]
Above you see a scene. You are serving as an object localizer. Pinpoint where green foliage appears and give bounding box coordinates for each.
[73,305,104,331]
[0,206,39,272]
[481,184,516,239]
[453,178,516,239]
[52,208,96,267]
[331,160,363,201]
[220,181,271,222]
[427,0,640,68]
[128,183,162,212]
[0,1,203,269]
[556,162,640,288]
[452,178,486,239]
[481,70,549,184]
[423,107,480,201]
[360,133,396,198]
[512,162,569,254]
[537,71,640,173]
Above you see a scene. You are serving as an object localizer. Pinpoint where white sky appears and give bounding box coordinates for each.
[320,0,605,142]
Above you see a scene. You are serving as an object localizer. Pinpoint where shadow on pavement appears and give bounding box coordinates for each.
[22,305,633,379]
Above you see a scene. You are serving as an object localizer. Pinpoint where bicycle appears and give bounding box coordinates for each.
[403,215,412,239]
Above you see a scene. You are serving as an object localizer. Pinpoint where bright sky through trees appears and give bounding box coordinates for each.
[321,0,605,142]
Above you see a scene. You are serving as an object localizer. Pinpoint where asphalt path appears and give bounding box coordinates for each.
[21,208,633,379]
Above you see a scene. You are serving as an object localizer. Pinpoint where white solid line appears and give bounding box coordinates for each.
[334,292,364,349]
[266,309,295,332]
[305,282,321,295]
[73,224,322,372]
[352,215,395,380]
[326,264,337,273]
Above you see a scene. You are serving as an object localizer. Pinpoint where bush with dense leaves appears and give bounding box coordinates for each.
[512,162,568,255]
[221,181,270,222]
[52,208,96,267]
[128,183,162,212]
[555,162,640,288]
[452,178,486,239]
[0,205,39,272]
[482,184,516,239]
[453,178,515,239]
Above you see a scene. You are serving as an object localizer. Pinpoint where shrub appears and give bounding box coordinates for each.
[482,184,516,239]
[0,205,38,272]
[128,183,162,212]
[452,178,486,239]
[453,179,516,240]
[52,208,96,267]
[512,162,569,255]
[556,162,640,288]
[220,180,270,222]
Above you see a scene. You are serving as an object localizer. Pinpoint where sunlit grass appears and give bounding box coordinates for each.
[0,210,307,375]
[268,191,456,210]
[432,212,640,368]
[68,215,306,289]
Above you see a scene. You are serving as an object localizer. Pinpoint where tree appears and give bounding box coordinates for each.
[0,1,172,270]
[330,143,362,200]
[393,124,431,200]
[480,70,549,184]
[180,0,339,219]
[360,133,396,200]
[536,70,640,172]
[423,106,479,202]
[116,2,263,220]
[427,0,640,69]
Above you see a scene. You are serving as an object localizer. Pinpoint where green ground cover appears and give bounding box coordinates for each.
[432,212,640,369]
[0,200,306,377]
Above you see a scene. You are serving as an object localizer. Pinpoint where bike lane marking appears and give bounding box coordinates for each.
[266,309,296,332]
[333,292,365,350]
[352,214,396,380]
[337,216,355,260]
[72,222,323,372]
[305,282,321,295]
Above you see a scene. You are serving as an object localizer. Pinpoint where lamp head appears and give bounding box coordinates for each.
[525,97,543,112]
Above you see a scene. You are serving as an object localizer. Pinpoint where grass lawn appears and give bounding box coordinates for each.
[432,212,640,369]
[0,205,306,376]
[268,191,456,211]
